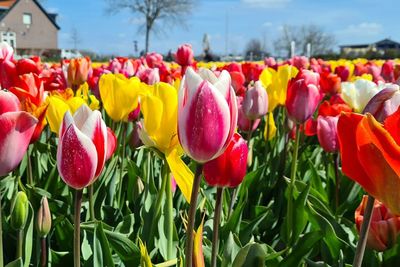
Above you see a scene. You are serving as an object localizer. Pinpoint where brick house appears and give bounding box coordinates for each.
[0,0,60,56]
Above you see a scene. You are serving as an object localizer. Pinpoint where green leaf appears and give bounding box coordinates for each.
[232,243,267,267]
[292,184,310,243]
[93,222,114,267]
[23,204,34,267]
[279,231,322,267]
[5,258,23,267]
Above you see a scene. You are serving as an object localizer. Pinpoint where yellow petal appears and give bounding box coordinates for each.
[67,97,86,114]
[46,96,70,134]
[264,112,277,140]
[89,95,100,110]
[193,219,205,267]
[139,239,153,267]
[165,147,194,203]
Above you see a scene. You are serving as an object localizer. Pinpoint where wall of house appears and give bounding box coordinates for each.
[0,0,58,50]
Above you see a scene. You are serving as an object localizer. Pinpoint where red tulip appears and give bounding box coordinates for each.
[178,67,237,163]
[145,52,163,68]
[355,195,400,251]
[106,127,117,161]
[318,100,352,117]
[334,65,350,82]
[319,72,341,96]
[381,61,395,82]
[0,90,38,176]
[57,105,107,189]
[203,133,248,187]
[337,108,400,214]
[175,44,194,66]
[317,116,339,153]
[16,58,40,75]
[286,70,320,124]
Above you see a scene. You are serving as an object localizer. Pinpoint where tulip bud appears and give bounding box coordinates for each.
[203,133,248,187]
[285,70,320,124]
[242,81,268,120]
[320,72,341,96]
[334,65,350,81]
[355,195,400,252]
[67,57,91,88]
[175,44,194,66]
[129,121,143,149]
[37,197,52,238]
[316,116,339,153]
[178,68,238,163]
[10,191,29,231]
[381,61,395,82]
[145,52,163,68]
[363,87,400,122]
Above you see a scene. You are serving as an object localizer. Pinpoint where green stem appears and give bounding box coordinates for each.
[40,238,47,267]
[0,193,3,267]
[265,112,270,160]
[211,187,223,267]
[185,164,203,267]
[334,153,340,214]
[165,164,174,260]
[27,146,33,186]
[287,125,300,244]
[16,230,23,259]
[117,123,127,206]
[88,184,95,221]
[74,190,83,267]
[227,188,237,219]
[353,195,375,267]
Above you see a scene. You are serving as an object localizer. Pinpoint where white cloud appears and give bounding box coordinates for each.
[241,0,291,8]
[336,22,383,41]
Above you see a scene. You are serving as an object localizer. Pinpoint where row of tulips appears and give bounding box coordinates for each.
[2,40,400,266]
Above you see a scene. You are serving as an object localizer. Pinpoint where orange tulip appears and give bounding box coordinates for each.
[337,108,400,214]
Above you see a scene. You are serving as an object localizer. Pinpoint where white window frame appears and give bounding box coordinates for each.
[1,31,17,49]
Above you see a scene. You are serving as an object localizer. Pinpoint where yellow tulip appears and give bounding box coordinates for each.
[99,73,143,122]
[46,96,70,133]
[139,82,194,202]
[259,65,298,112]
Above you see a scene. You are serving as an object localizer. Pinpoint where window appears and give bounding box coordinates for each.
[0,31,16,49]
[23,13,32,25]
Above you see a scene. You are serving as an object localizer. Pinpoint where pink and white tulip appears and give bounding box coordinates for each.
[0,90,38,176]
[316,116,339,153]
[57,105,107,189]
[242,81,268,120]
[178,67,237,163]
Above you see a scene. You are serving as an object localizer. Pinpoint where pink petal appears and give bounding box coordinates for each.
[0,111,37,176]
[57,124,98,189]
[0,90,20,114]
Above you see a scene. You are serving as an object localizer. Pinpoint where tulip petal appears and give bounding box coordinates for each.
[165,147,194,203]
[337,113,377,195]
[182,68,203,105]
[57,124,97,189]
[0,111,38,176]
[73,104,92,130]
[193,219,205,267]
[214,70,231,100]
[46,96,70,134]
[80,110,107,178]
[59,111,74,138]
[0,90,20,114]
[383,106,400,146]
[198,68,218,84]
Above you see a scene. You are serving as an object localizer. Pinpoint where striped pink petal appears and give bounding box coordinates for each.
[0,111,37,176]
[57,124,97,189]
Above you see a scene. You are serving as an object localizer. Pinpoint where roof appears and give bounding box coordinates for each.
[0,0,60,30]
[340,38,400,49]
[339,44,370,49]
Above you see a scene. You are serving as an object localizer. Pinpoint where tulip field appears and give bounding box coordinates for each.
[2,41,400,267]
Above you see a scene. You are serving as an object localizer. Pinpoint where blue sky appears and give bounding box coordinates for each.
[43,0,400,56]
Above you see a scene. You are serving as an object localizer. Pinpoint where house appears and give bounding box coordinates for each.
[0,0,60,56]
[340,38,400,57]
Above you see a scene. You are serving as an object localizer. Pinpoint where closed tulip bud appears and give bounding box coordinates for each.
[382,61,395,82]
[334,65,350,81]
[145,52,163,68]
[363,87,400,122]
[37,197,52,238]
[286,70,320,124]
[11,191,29,231]
[137,68,160,85]
[175,44,194,66]
[57,105,107,189]
[320,72,341,96]
[316,116,339,153]
[129,122,143,149]
[237,96,260,132]
[67,57,91,88]
[178,67,238,163]
[355,195,400,251]
[203,133,248,187]
[242,81,268,120]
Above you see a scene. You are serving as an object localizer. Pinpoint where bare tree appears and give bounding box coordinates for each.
[70,27,81,50]
[105,0,194,53]
[244,39,266,60]
[274,24,335,58]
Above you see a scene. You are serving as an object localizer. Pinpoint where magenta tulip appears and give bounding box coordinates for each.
[203,133,248,187]
[57,105,107,189]
[178,67,238,163]
[175,44,194,66]
[0,90,38,176]
[286,70,320,124]
[363,87,400,122]
[316,115,339,153]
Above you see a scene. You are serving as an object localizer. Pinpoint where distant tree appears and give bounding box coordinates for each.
[245,38,267,60]
[274,24,335,58]
[105,0,194,53]
[70,27,81,50]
